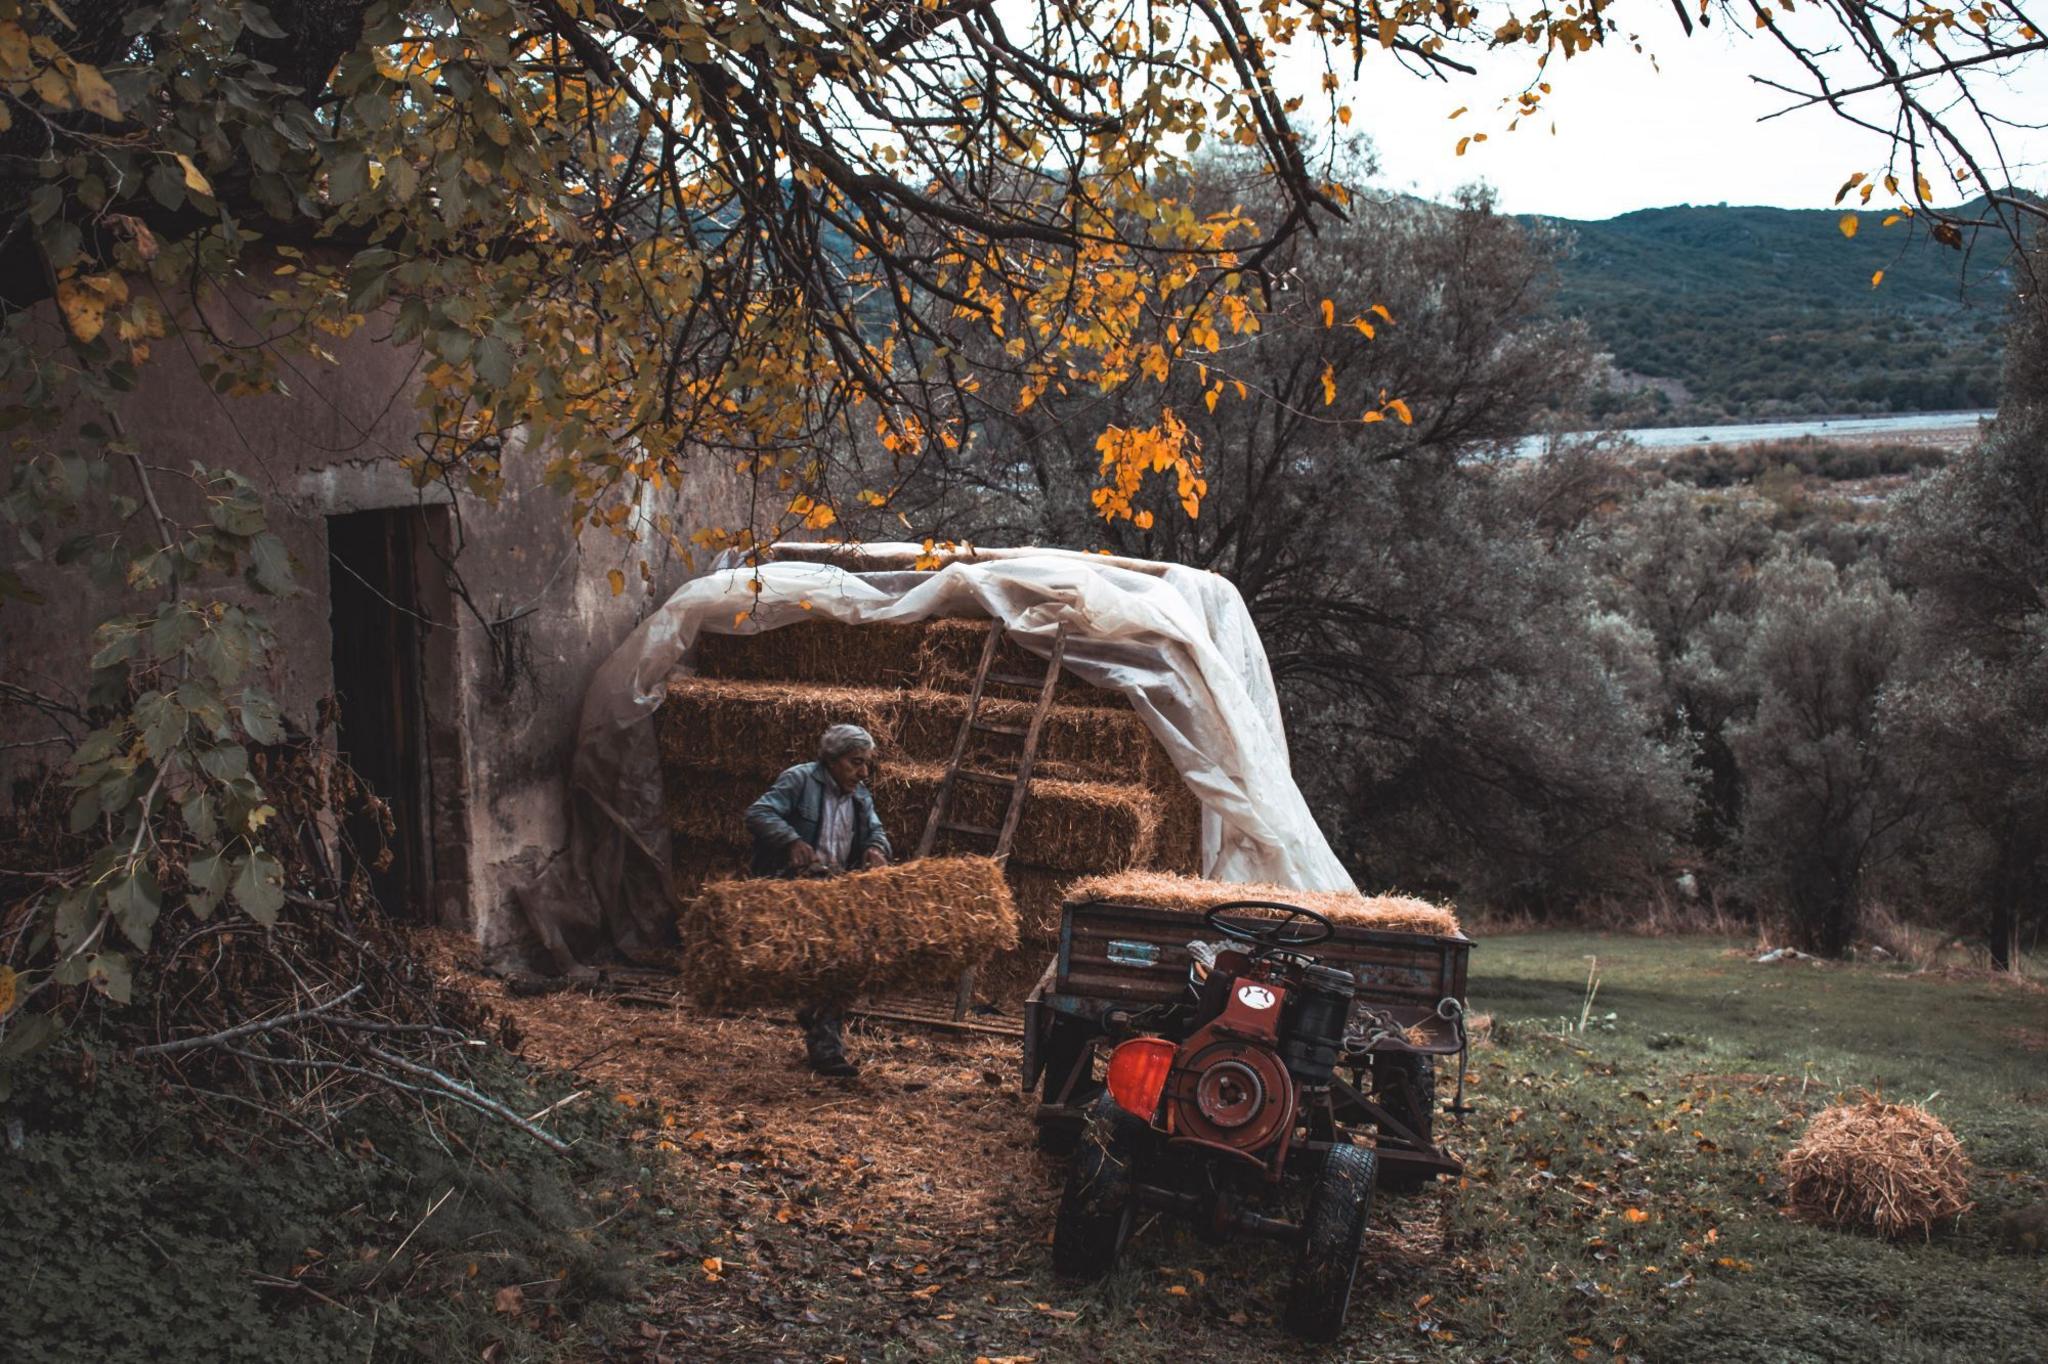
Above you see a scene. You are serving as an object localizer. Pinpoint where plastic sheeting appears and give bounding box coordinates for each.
[512,545,1356,968]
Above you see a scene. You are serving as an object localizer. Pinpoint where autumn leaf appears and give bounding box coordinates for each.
[1320,363,1336,406]
[701,1256,724,1280]
[175,153,212,197]
[607,568,626,596]
[0,963,15,1015]
[1388,397,1414,425]
[1870,269,1884,289]
[494,1286,525,1315]
[1623,1207,1651,1223]
[1838,213,1859,238]
[70,62,120,120]
[1320,298,1335,328]
[56,273,128,343]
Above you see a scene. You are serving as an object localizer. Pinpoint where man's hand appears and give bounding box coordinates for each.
[863,846,888,870]
[788,840,817,869]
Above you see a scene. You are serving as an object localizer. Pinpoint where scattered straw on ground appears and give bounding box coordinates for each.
[1780,1096,1974,1239]
[1065,870,1464,937]
[678,856,1018,1007]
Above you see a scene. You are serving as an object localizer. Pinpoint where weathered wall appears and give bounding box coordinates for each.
[2,301,752,954]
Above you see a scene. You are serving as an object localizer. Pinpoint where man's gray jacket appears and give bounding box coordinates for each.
[744,761,891,875]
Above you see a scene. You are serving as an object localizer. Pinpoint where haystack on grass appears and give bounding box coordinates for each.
[1781,1097,1974,1239]
[693,620,933,687]
[678,856,1018,1007]
[656,679,897,773]
[1064,870,1463,937]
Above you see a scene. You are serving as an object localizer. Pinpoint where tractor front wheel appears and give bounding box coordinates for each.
[1283,1143,1378,1342]
[1051,1095,1142,1280]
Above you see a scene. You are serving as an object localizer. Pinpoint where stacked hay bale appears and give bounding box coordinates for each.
[1780,1097,1974,1239]
[657,618,1204,938]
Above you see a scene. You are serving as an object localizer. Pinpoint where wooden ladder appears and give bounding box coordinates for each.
[914,619,1068,1021]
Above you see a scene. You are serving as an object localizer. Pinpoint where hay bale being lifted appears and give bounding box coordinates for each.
[1064,870,1463,937]
[678,856,1018,1007]
[1781,1097,1974,1239]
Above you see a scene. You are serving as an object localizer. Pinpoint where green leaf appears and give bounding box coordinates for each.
[108,867,162,950]
[66,785,103,834]
[240,689,283,746]
[138,692,186,761]
[177,679,228,736]
[88,952,133,1004]
[0,1011,58,1062]
[328,150,370,203]
[248,532,295,595]
[197,742,249,782]
[475,335,513,388]
[151,602,201,655]
[52,888,95,949]
[232,850,285,926]
[187,849,227,918]
[181,791,219,843]
[207,494,265,537]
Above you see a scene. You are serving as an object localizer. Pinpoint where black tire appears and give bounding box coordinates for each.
[1283,1144,1378,1342]
[1375,1053,1437,1193]
[1051,1095,1142,1280]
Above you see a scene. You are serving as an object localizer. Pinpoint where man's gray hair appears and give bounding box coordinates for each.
[818,723,877,763]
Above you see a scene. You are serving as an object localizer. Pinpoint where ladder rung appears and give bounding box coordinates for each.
[939,820,1003,839]
[971,720,1028,737]
[985,670,1049,689]
[954,769,1015,786]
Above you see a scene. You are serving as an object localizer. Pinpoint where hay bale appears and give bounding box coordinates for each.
[1781,1097,1974,1239]
[671,839,750,895]
[1063,870,1463,937]
[891,688,1170,785]
[665,762,1165,874]
[1005,864,1073,942]
[915,619,1127,709]
[657,679,897,773]
[677,856,1018,1006]
[692,619,933,687]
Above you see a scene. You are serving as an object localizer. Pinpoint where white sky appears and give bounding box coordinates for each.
[1319,15,2048,219]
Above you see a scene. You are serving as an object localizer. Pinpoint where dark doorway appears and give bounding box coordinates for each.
[327,508,440,920]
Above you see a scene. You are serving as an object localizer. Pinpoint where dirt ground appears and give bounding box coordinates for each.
[434,939,1457,1364]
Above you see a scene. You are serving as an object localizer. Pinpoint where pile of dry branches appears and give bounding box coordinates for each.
[2,737,572,1155]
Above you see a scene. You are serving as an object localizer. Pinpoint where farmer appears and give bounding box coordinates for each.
[744,722,892,1076]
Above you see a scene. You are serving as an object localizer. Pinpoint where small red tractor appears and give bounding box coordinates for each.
[1026,898,1471,1341]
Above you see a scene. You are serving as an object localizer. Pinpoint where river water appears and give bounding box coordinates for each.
[1514,409,1996,459]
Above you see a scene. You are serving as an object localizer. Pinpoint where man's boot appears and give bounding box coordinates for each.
[796,1007,858,1077]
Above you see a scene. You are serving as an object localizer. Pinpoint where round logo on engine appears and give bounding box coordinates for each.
[1234,983,1276,1010]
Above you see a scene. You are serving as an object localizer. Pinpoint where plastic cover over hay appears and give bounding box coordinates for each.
[678,856,1019,1006]
[1781,1097,1973,1239]
[1063,870,1463,937]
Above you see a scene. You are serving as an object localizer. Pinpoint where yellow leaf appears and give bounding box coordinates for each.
[176,153,212,197]
[1320,298,1335,328]
[70,61,119,120]
[1320,364,1336,406]
[1135,509,1154,530]
[55,273,125,343]
[1370,303,1394,323]
[0,963,15,1015]
[1388,397,1414,425]
[1837,213,1859,238]
[1361,410,1384,424]
[1353,318,1375,339]
[607,568,625,596]
[1337,105,1352,126]
[1456,136,1471,157]
[1203,387,1219,413]
[1870,269,1884,289]
[1166,1284,1189,1296]
[1448,105,1468,119]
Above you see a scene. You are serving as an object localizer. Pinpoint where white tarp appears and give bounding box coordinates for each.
[518,545,1354,966]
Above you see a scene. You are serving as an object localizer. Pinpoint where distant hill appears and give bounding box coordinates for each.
[1532,202,2019,424]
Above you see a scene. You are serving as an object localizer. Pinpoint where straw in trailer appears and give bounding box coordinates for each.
[678,856,1018,1007]
[1063,870,1463,937]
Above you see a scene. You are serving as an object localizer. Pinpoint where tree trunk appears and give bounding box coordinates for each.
[1989,897,2020,974]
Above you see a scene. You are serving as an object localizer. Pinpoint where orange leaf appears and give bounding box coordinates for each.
[607,568,625,596]
[1870,269,1884,288]
[1623,1208,1650,1223]
[1388,398,1413,425]
[1320,298,1335,328]
[1838,213,1859,238]
[1320,364,1336,406]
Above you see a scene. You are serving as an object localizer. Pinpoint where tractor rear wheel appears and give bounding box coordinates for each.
[1051,1095,1141,1280]
[1283,1143,1378,1342]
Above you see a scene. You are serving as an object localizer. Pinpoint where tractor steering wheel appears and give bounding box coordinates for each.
[1202,899,1335,949]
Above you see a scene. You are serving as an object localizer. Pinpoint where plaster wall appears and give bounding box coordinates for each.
[2,307,752,953]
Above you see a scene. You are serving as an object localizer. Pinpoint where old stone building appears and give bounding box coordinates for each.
[1,313,744,958]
